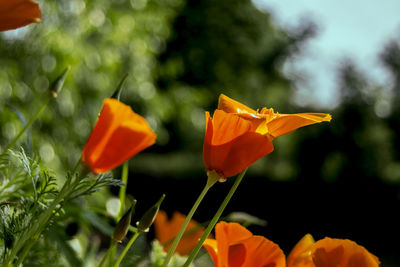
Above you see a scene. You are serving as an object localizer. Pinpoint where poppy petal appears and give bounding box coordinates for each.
[267,113,332,138]
[0,0,41,32]
[154,210,205,256]
[203,238,219,267]
[154,210,170,246]
[240,235,286,267]
[210,110,252,145]
[287,234,315,267]
[82,99,128,167]
[221,132,274,177]
[228,243,246,267]
[90,122,155,172]
[203,110,255,176]
[312,238,380,267]
[218,94,258,115]
[215,222,253,267]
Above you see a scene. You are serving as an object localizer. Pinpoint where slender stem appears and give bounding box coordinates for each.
[99,241,117,267]
[13,239,35,267]
[183,168,248,267]
[117,161,129,221]
[1,96,51,156]
[108,161,129,265]
[113,230,142,267]
[72,157,82,174]
[161,175,219,267]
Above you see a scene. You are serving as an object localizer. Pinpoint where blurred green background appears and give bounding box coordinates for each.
[1,0,399,265]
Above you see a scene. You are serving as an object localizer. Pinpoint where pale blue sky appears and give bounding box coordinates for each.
[253,0,400,108]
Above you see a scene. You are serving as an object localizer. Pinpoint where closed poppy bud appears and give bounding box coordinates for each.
[203,221,285,267]
[82,98,156,174]
[0,0,41,32]
[137,194,165,232]
[48,66,70,98]
[113,201,136,243]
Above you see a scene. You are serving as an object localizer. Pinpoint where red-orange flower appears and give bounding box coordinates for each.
[203,221,285,267]
[154,210,205,256]
[203,94,331,178]
[82,98,156,173]
[287,234,380,267]
[0,0,41,32]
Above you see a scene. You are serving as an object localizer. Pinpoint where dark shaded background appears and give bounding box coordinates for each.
[1,0,400,265]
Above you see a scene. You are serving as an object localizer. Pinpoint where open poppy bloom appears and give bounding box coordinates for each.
[203,94,331,178]
[154,210,205,256]
[82,98,156,173]
[0,0,41,32]
[287,234,380,267]
[203,221,285,267]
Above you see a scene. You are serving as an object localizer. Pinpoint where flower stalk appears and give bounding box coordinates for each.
[183,168,248,267]
[1,67,70,156]
[113,230,142,267]
[161,174,219,267]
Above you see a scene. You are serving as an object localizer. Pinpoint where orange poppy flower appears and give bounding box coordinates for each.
[0,0,41,32]
[82,98,156,173]
[154,210,205,256]
[287,234,380,267]
[203,221,285,267]
[203,95,331,178]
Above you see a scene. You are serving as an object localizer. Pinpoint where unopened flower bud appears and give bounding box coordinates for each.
[48,66,70,98]
[137,194,165,232]
[110,73,129,100]
[113,200,136,242]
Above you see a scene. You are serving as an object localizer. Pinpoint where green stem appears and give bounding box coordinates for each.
[117,161,129,221]
[72,157,82,174]
[113,230,142,267]
[99,241,117,267]
[108,161,129,264]
[161,175,219,267]
[1,96,51,156]
[183,168,248,267]
[13,239,35,267]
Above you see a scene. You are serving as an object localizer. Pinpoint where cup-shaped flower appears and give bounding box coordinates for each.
[288,234,380,267]
[0,0,41,32]
[82,98,156,173]
[154,210,205,256]
[203,221,285,267]
[203,94,331,178]
[203,109,274,179]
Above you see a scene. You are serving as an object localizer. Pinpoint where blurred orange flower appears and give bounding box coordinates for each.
[82,98,156,173]
[287,234,380,267]
[203,94,331,178]
[154,210,205,256]
[0,0,41,32]
[203,221,285,267]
